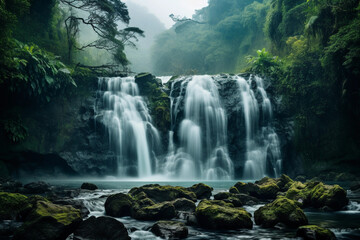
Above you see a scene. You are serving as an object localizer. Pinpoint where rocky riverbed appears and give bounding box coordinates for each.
[1,175,360,240]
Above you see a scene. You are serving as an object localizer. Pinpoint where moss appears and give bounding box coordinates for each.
[297,225,336,240]
[229,186,240,194]
[0,192,30,220]
[28,201,81,226]
[129,185,197,203]
[187,183,213,199]
[254,197,308,228]
[195,200,253,229]
[285,181,348,210]
[132,202,176,221]
[285,181,306,200]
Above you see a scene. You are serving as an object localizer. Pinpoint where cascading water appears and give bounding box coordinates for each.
[165,75,234,180]
[236,75,282,179]
[95,77,160,178]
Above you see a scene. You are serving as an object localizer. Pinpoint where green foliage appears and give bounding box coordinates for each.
[1,118,28,143]
[152,0,270,75]
[5,41,76,103]
[246,48,279,76]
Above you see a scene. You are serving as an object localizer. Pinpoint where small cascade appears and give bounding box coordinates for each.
[165,75,234,180]
[236,75,282,179]
[96,77,160,178]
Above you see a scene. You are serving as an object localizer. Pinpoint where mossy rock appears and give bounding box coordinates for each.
[229,186,240,194]
[254,197,308,228]
[296,225,336,240]
[0,192,30,220]
[27,201,81,226]
[14,201,82,240]
[285,181,348,210]
[129,184,197,203]
[232,175,295,200]
[134,73,170,133]
[172,198,196,212]
[105,193,134,217]
[195,200,253,230]
[187,183,213,199]
[132,202,176,221]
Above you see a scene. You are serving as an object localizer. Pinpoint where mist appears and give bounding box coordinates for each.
[124,1,166,73]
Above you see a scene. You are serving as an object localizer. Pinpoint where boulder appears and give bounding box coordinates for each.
[73,216,130,240]
[0,192,30,220]
[172,198,196,212]
[187,183,213,199]
[151,221,188,239]
[296,225,336,240]
[233,175,293,199]
[285,181,349,210]
[53,199,90,218]
[105,193,133,217]
[23,181,51,194]
[81,183,98,191]
[132,202,176,221]
[129,184,197,203]
[254,197,308,228]
[195,200,253,229]
[229,186,240,194]
[214,192,259,205]
[13,201,81,240]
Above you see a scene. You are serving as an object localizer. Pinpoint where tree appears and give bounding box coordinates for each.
[60,0,144,67]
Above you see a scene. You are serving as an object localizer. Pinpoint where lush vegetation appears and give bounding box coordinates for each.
[151,0,270,75]
[0,0,141,145]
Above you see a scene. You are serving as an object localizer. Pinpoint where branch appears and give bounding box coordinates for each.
[169,14,207,24]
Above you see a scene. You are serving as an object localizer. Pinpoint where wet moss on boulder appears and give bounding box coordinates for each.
[296,225,336,240]
[254,197,308,228]
[195,200,253,229]
[285,181,348,210]
[129,184,197,203]
[187,183,213,199]
[14,200,81,240]
[0,192,30,220]
[132,201,176,221]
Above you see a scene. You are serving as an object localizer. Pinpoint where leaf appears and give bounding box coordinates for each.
[45,75,54,84]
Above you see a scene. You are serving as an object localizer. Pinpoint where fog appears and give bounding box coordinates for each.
[124,0,208,29]
[124,1,166,73]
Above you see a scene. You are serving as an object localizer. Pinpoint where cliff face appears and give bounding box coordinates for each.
[0,74,117,178]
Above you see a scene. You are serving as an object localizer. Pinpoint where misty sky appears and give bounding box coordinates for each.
[123,0,208,28]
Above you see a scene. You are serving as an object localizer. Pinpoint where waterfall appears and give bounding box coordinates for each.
[93,74,281,180]
[165,75,234,180]
[236,75,282,179]
[95,77,160,178]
